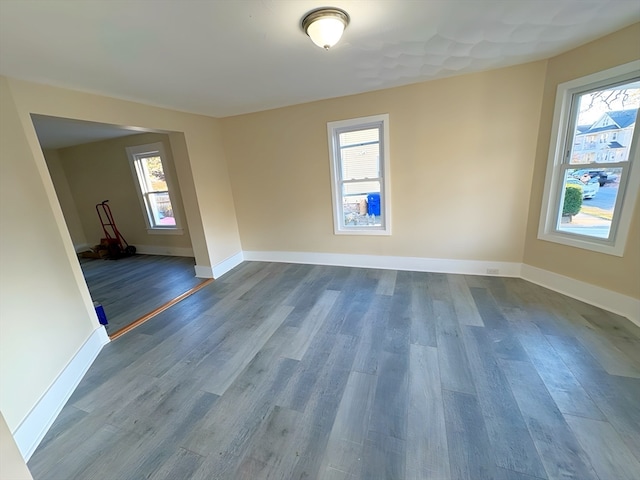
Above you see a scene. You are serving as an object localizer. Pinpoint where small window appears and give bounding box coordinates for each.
[538,61,640,256]
[327,114,391,235]
[126,142,183,234]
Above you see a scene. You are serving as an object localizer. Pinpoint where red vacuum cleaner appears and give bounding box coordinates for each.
[95,200,136,258]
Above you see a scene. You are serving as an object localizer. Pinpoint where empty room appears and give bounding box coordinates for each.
[0,2,639,479]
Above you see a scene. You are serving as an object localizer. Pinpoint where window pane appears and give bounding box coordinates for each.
[341,143,379,180]
[140,155,168,191]
[557,167,622,239]
[339,128,379,147]
[148,192,175,227]
[570,81,639,165]
[342,180,381,227]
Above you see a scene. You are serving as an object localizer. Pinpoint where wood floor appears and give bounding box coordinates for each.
[79,254,202,333]
[28,262,640,479]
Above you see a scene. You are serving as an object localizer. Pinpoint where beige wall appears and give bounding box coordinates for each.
[523,23,640,299]
[0,76,241,438]
[222,61,547,262]
[0,78,97,432]
[42,148,88,249]
[55,132,192,253]
[0,413,33,479]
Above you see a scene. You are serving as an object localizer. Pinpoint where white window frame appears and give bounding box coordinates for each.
[126,142,184,235]
[327,114,391,235]
[538,61,640,256]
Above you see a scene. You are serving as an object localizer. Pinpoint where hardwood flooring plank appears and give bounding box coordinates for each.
[148,448,205,480]
[469,286,511,330]
[435,299,476,394]
[285,334,360,480]
[383,272,412,355]
[48,424,130,480]
[361,430,406,480]
[565,414,640,480]
[277,331,336,412]
[282,265,337,312]
[351,295,392,375]
[406,345,450,480]
[460,326,547,478]
[506,313,605,420]
[483,276,522,310]
[426,272,452,301]
[28,405,87,455]
[368,350,409,441]
[409,272,437,347]
[581,309,640,340]
[280,290,340,360]
[443,390,501,480]
[447,274,484,326]
[500,359,599,480]
[201,304,294,395]
[80,389,218,480]
[375,269,397,296]
[608,334,640,369]
[320,467,357,480]
[28,410,113,477]
[545,333,640,462]
[339,287,376,338]
[319,371,376,476]
[71,311,221,412]
[186,356,300,479]
[234,405,302,479]
[572,320,640,378]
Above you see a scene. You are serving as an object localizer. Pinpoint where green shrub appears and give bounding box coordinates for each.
[563,184,583,216]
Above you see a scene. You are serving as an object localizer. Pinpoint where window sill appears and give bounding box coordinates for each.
[334,227,391,236]
[146,228,184,236]
[537,231,623,257]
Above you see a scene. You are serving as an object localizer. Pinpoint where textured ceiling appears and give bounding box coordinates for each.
[1,0,639,118]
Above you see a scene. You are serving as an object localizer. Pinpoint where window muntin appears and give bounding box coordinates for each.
[126,142,182,233]
[328,114,391,235]
[538,61,640,256]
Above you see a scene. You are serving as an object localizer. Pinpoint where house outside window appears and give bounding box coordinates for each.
[327,114,391,235]
[126,142,183,234]
[538,61,640,256]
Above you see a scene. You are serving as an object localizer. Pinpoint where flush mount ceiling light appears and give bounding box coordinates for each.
[302,7,350,50]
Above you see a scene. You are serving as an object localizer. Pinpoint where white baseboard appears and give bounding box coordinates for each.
[194,264,214,279]
[521,264,640,328]
[134,244,194,257]
[212,251,244,279]
[13,327,109,461]
[242,250,522,277]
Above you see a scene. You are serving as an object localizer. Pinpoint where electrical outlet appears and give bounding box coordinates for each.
[486,268,500,275]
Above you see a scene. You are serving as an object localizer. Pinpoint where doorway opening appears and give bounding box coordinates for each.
[31,114,208,337]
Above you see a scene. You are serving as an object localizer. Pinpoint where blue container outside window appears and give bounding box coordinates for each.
[367,193,381,216]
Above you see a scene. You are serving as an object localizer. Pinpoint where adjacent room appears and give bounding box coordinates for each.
[0,2,639,479]
[31,115,211,336]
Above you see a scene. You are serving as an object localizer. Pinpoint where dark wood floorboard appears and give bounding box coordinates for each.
[79,254,202,333]
[28,262,640,480]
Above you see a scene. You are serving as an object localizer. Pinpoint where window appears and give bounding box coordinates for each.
[327,114,391,235]
[126,142,183,234]
[538,61,640,256]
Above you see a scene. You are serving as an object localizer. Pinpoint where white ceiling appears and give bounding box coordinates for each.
[2,0,639,121]
[31,115,150,149]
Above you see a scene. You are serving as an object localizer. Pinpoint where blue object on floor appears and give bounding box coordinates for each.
[94,302,108,325]
[367,193,381,216]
